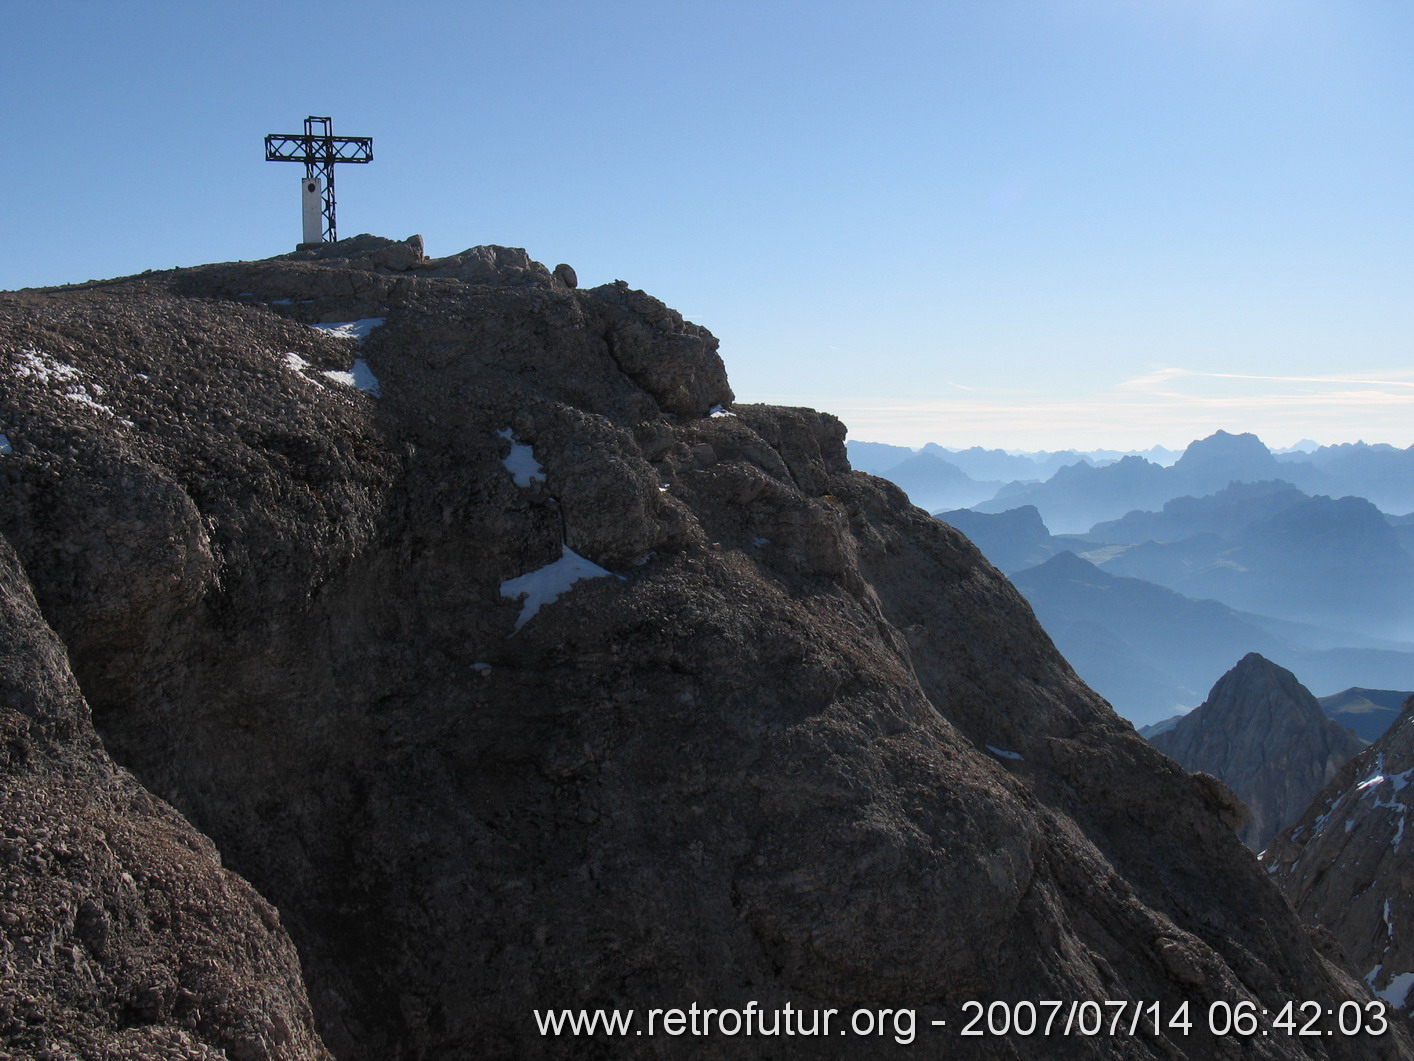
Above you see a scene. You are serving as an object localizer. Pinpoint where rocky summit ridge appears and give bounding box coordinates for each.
[1150,653,1367,852]
[0,235,1406,1058]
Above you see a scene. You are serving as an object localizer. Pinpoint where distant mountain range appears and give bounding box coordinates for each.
[1098,492,1414,641]
[854,430,1414,534]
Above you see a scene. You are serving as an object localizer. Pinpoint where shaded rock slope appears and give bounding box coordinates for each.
[1151,654,1366,852]
[1266,697,1414,1020]
[0,543,328,1058]
[1,236,1406,1059]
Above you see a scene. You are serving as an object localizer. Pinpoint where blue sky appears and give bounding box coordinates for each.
[4,1,1412,450]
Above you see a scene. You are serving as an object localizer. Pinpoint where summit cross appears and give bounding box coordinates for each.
[264,116,373,245]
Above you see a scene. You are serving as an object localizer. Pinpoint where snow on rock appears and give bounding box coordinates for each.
[322,358,381,397]
[496,428,545,487]
[708,404,735,418]
[986,745,1024,761]
[500,546,618,631]
[0,434,11,455]
[307,319,386,396]
[310,318,386,343]
[15,349,80,384]
[1369,966,1414,1010]
[15,349,116,416]
[62,387,116,417]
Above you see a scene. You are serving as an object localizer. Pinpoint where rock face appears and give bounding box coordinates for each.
[1150,654,1366,851]
[1265,697,1414,1018]
[1,235,1405,1059]
[0,543,329,1058]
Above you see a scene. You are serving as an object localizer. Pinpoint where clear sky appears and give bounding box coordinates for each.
[4,1,1412,451]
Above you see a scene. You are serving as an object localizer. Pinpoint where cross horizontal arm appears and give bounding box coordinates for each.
[264,135,374,163]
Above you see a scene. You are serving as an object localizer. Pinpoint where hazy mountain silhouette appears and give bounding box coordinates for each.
[1011,552,1414,727]
[1279,440,1414,514]
[1319,687,1414,743]
[936,505,1099,573]
[967,430,1409,536]
[871,450,1000,510]
[977,455,1172,532]
[844,440,917,475]
[1088,480,1308,544]
[919,442,1086,482]
[1101,494,1414,640]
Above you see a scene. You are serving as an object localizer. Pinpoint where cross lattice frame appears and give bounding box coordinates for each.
[265,116,373,243]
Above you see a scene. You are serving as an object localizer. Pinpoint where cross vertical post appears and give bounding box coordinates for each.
[265,115,373,245]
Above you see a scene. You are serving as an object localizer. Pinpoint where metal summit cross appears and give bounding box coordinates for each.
[265,116,373,245]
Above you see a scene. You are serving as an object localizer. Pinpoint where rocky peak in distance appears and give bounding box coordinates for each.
[1150,653,1366,851]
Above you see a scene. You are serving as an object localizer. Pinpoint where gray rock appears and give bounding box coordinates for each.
[553,262,578,289]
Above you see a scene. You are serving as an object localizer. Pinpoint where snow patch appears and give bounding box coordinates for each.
[0,434,11,455]
[306,320,386,395]
[310,318,385,342]
[63,387,115,416]
[1377,972,1414,1010]
[986,745,1024,761]
[15,349,80,384]
[708,404,735,418]
[16,350,120,416]
[496,428,545,487]
[500,546,620,631]
[752,537,770,547]
[321,358,382,396]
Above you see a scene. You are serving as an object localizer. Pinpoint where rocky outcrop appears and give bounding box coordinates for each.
[1150,654,1366,851]
[1,235,1405,1059]
[0,539,328,1059]
[1266,697,1414,1019]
